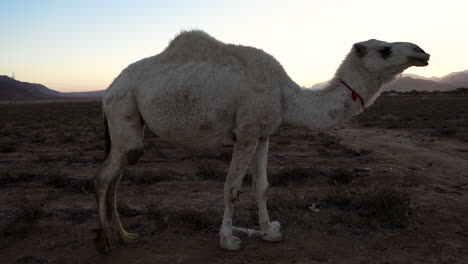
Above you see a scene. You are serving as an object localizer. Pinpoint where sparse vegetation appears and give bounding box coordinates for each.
[267,191,318,231]
[146,203,221,233]
[0,142,16,153]
[123,169,176,185]
[328,168,355,185]
[14,255,49,264]
[0,169,39,185]
[269,166,319,186]
[356,94,468,142]
[325,186,411,230]
[45,169,93,193]
[195,162,225,180]
[0,97,466,262]
[2,197,45,240]
[36,153,55,163]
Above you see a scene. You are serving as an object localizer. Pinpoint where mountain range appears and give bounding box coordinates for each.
[310,69,468,92]
[385,69,468,92]
[0,75,105,100]
[1,70,468,100]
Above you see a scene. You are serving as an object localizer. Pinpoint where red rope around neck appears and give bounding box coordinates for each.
[339,80,365,108]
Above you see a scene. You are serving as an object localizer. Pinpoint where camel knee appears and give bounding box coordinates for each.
[94,165,120,193]
[228,186,241,203]
[126,147,144,165]
[256,187,268,202]
[94,172,110,193]
[255,178,269,198]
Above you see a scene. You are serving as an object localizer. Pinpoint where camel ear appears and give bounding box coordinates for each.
[353,43,367,57]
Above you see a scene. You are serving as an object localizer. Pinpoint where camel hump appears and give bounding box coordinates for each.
[162,30,242,65]
[168,30,222,50]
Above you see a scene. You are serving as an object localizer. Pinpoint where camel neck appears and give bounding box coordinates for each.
[339,79,365,108]
[281,80,363,131]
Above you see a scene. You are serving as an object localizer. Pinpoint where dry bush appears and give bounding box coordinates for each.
[123,169,176,185]
[14,255,49,264]
[55,129,76,144]
[146,203,221,233]
[267,191,319,232]
[195,162,225,181]
[356,94,468,142]
[45,169,93,194]
[0,142,16,153]
[325,186,411,230]
[35,153,55,163]
[328,168,355,185]
[0,170,39,185]
[2,197,45,240]
[269,166,320,187]
[355,187,410,229]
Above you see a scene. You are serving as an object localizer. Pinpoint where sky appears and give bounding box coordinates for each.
[1,0,467,92]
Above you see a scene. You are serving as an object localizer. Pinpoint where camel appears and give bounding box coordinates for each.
[93,30,430,252]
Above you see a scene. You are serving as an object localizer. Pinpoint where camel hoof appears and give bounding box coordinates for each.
[220,235,242,251]
[119,232,139,245]
[261,221,283,243]
[261,231,283,242]
[94,230,111,253]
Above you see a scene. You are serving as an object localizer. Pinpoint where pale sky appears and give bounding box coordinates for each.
[1,0,467,92]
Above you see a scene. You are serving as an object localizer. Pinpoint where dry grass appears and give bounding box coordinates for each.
[123,169,176,185]
[195,162,225,181]
[45,169,93,194]
[2,197,45,240]
[0,142,16,153]
[269,166,320,187]
[328,168,355,185]
[356,94,468,142]
[0,169,39,185]
[326,186,411,230]
[146,203,221,234]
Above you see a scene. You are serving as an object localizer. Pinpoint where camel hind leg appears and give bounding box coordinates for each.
[106,169,140,245]
[93,103,144,252]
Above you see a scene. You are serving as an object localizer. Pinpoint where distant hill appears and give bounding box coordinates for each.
[0,75,105,100]
[437,70,468,87]
[0,75,63,100]
[309,69,468,92]
[402,70,468,88]
[384,77,456,92]
[64,90,106,98]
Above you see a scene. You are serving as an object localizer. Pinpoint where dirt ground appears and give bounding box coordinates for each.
[1,96,468,264]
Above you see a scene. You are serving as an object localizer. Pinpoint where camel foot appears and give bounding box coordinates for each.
[94,229,111,253]
[220,235,242,251]
[261,221,283,243]
[119,231,139,245]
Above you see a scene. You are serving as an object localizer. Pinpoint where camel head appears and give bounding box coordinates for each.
[352,39,430,76]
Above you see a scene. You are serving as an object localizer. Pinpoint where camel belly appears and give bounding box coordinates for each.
[153,125,235,150]
[142,103,237,150]
[136,63,242,150]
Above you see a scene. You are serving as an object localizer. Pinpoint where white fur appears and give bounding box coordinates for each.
[93,30,429,252]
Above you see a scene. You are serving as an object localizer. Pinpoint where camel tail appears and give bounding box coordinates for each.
[104,114,111,159]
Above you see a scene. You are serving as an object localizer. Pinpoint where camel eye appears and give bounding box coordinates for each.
[377,46,392,59]
[413,46,426,54]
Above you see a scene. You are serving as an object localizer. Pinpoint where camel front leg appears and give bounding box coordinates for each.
[220,138,258,251]
[252,137,282,242]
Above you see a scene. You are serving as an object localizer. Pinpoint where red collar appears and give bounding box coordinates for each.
[339,80,365,107]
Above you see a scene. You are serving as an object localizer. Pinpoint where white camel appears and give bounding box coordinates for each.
[93,30,429,252]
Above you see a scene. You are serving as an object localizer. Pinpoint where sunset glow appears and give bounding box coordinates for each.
[1,0,467,92]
